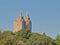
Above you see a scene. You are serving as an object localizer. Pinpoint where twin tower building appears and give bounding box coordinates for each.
[14,12,32,32]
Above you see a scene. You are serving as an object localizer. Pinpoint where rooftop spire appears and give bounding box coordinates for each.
[25,12,30,19]
[17,12,23,21]
[20,12,22,18]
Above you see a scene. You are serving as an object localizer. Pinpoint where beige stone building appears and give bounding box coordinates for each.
[14,12,32,32]
[39,32,45,35]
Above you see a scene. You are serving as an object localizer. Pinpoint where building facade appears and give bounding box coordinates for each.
[14,12,32,32]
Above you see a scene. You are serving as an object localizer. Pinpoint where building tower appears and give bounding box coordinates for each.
[14,12,25,32]
[25,13,32,31]
[14,12,32,32]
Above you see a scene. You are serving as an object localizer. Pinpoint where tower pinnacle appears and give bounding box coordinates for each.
[25,12,30,19]
[20,12,22,18]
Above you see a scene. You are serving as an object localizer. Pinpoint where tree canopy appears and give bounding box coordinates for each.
[0,29,60,45]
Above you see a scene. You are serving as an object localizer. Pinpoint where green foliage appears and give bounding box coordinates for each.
[0,29,59,45]
[15,29,31,39]
[55,34,60,45]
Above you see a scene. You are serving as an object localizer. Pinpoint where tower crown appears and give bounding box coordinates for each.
[17,12,24,21]
[25,12,30,22]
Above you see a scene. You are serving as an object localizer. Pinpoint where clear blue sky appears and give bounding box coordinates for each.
[0,0,60,38]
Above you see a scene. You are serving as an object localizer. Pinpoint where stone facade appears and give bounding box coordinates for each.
[14,12,32,32]
[39,32,45,35]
